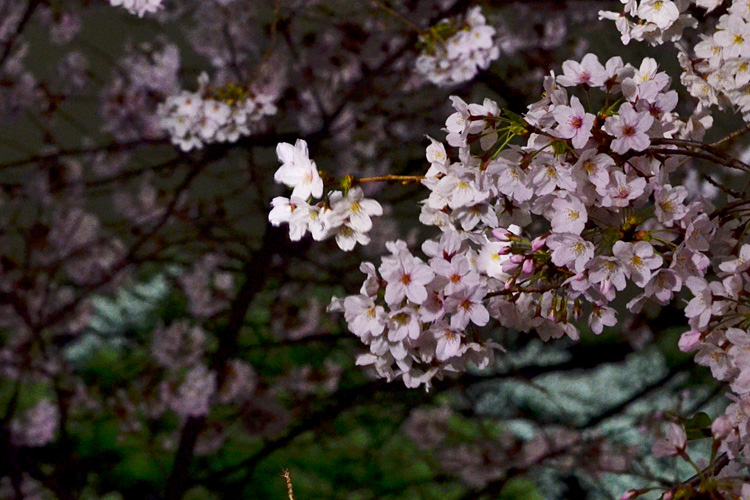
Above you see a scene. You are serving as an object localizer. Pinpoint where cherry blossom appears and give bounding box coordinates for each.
[553,96,595,149]
[604,103,654,154]
[652,423,687,458]
[416,7,499,86]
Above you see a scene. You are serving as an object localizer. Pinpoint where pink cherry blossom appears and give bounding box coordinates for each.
[604,103,653,154]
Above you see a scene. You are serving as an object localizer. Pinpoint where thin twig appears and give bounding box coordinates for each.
[711,123,750,147]
[367,0,423,33]
[283,469,295,500]
[703,174,742,198]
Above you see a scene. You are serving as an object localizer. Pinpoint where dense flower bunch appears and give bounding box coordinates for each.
[680,1,750,121]
[598,0,700,45]
[300,47,750,492]
[107,0,163,17]
[415,7,499,86]
[264,35,750,489]
[679,243,750,475]
[269,139,384,252]
[316,53,708,390]
[159,74,278,151]
[601,1,750,122]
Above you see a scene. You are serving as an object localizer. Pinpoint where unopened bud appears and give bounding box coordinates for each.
[522,258,534,275]
[502,255,523,273]
[531,235,546,251]
[491,228,510,241]
[678,330,702,353]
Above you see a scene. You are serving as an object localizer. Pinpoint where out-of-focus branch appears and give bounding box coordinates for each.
[164,225,287,500]
[711,123,750,147]
[0,138,169,170]
[22,156,206,332]
[0,0,41,69]
[573,360,693,430]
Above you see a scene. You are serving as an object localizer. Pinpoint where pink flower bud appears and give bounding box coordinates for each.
[522,258,534,275]
[531,235,546,251]
[502,255,523,273]
[509,254,524,264]
[619,491,637,500]
[678,330,702,353]
[491,228,510,241]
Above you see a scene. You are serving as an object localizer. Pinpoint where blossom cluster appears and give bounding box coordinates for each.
[158,74,277,152]
[329,238,500,389]
[321,52,723,390]
[283,49,750,494]
[676,237,750,475]
[107,0,163,17]
[600,0,750,123]
[268,139,384,252]
[598,0,703,46]
[679,1,750,122]
[415,7,499,86]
